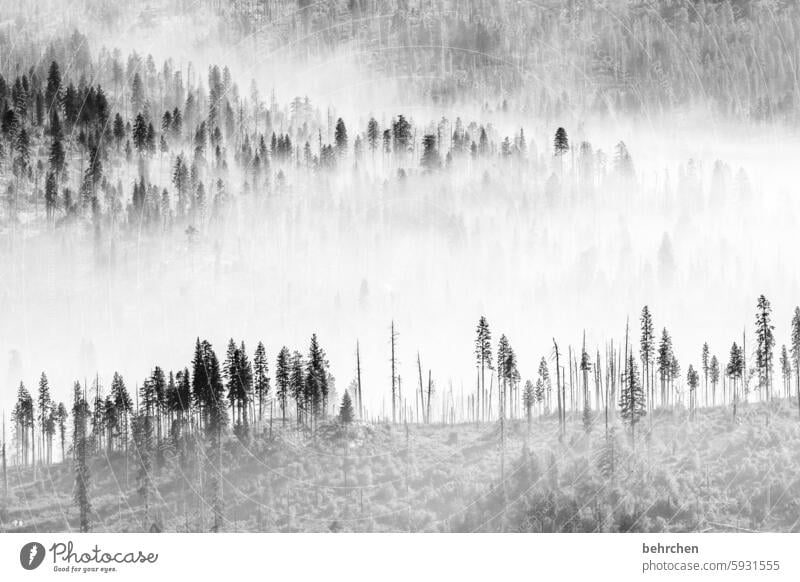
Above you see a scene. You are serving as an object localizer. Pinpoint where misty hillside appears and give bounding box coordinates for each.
[4,399,800,533]
[1,0,799,535]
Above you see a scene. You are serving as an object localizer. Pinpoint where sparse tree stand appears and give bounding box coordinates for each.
[390,321,398,423]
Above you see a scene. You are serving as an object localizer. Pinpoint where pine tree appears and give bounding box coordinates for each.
[535,357,551,413]
[367,117,380,154]
[111,373,132,453]
[619,354,645,442]
[701,342,710,406]
[420,134,440,171]
[12,383,33,466]
[613,141,634,178]
[253,342,269,422]
[45,61,61,110]
[131,72,145,112]
[657,328,673,407]
[475,317,493,421]
[290,351,305,425]
[339,391,354,424]
[780,345,791,398]
[37,373,52,465]
[727,342,744,419]
[132,113,148,154]
[112,113,125,148]
[754,294,775,400]
[392,115,411,156]
[276,347,291,423]
[709,355,720,406]
[72,382,91,532]
[640,307,655,412]
[791,307,800,418]
[523,380,535,433]
[306,334,329,421]
[687,365,699,419]
[553,127,569,158]
[334,118,348,156]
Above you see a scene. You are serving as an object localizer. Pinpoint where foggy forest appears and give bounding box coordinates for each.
[2,0,800,533]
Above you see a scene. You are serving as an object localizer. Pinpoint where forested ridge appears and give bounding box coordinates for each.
[1,0,799,534]
[3,297,800,532]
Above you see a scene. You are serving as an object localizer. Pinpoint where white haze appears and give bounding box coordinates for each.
[1,0,799,418]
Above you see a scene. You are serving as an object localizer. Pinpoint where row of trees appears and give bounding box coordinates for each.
[474,295,800,438]
[7,293,796,476]
[2,55,639,238]
[3,295,798,530]
[6,293,796,477]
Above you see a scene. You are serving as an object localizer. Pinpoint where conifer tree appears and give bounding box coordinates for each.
[657,328,673,406]
[553,127,569,163]
[334,118,348,156]
[72,382,91,532]
[306,334,329,421]
[640,306,655,410]
[367,117,380,155]
[275,347,291,424]
[791,307,800,417]
[701,342,710,406]
[420,134,439,171]
[687,365,699,418]
[523,380,535,433]
[754,294,775,400]
[619,354,645,442]
[727,342,744,419]
[37,373,52,465]
[253,342,269,422]
[709,355,720,406]
[290,350,305,425]
[339,391,354,424]
[475,317,493,421]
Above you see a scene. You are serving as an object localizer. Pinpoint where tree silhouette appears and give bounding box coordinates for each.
[339,391,355,424]
[754,294,775,400]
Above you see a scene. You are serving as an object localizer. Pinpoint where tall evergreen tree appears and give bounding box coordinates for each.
[640,306,655,411]
[253,342,269,422]
[339,391,354,424]
[754,294,775,399]
[475,316,493,421]
[306,334,329,421]
[553,127,569,158]
[72,382,91,532]
[619,354,645,442]
[791,307,800,417]
[37,373,52,465]
[275,347,290,423]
